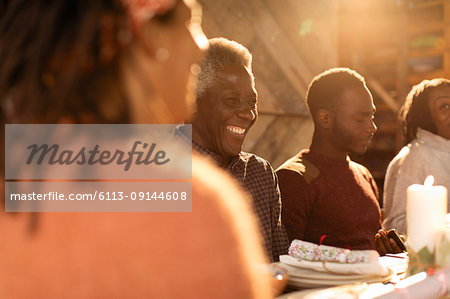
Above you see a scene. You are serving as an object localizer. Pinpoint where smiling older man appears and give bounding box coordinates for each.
[176,37,288,262]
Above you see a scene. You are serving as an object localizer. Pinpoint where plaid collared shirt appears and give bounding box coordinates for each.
[174,126,289,262]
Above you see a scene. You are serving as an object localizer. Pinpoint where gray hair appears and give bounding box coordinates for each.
[196,37,253,99]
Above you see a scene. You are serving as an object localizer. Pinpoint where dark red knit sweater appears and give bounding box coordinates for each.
[276,149,381,250]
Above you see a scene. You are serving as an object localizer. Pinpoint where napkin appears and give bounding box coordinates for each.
[288,239,372,263]
[280,240,388,276]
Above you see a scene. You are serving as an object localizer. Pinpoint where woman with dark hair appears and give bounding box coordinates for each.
[0,1,271,298]
[383,78,450,234]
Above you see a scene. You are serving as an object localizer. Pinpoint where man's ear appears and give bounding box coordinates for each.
[316,108,334,129]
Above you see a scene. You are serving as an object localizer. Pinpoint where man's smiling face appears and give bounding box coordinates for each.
[192,63,258,160]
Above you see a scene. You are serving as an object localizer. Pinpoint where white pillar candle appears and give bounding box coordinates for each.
[407,176,448,253]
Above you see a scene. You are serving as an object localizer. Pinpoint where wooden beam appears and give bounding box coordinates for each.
[367,78,400,113]
[199,0,310,115]
[244,0,313,97]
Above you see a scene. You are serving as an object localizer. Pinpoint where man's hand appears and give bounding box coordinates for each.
[375,229,405,256]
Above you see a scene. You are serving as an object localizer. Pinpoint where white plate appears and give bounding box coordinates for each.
[277,263,372,280]
[286,268,394,289]
[279,254,386,276]
[276,288,326,299]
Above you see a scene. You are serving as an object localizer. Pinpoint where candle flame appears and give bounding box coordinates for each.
[424,175,434,187]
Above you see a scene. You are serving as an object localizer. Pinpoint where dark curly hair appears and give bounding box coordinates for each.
[0,0,177,211]
[306,67,367,121]
[400,78,450,145]
[0,0,133,124]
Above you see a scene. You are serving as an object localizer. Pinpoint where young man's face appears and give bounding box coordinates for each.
[330,86,377,155]
[192,64,258,159]
[428,85,450,140]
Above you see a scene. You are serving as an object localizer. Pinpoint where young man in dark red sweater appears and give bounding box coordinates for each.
[276,68,402,255]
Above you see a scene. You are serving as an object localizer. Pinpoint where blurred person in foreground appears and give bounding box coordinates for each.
[276,68,403,255]
[384,78,450,235]
[0,1,272,298]
[177,37,288,262]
